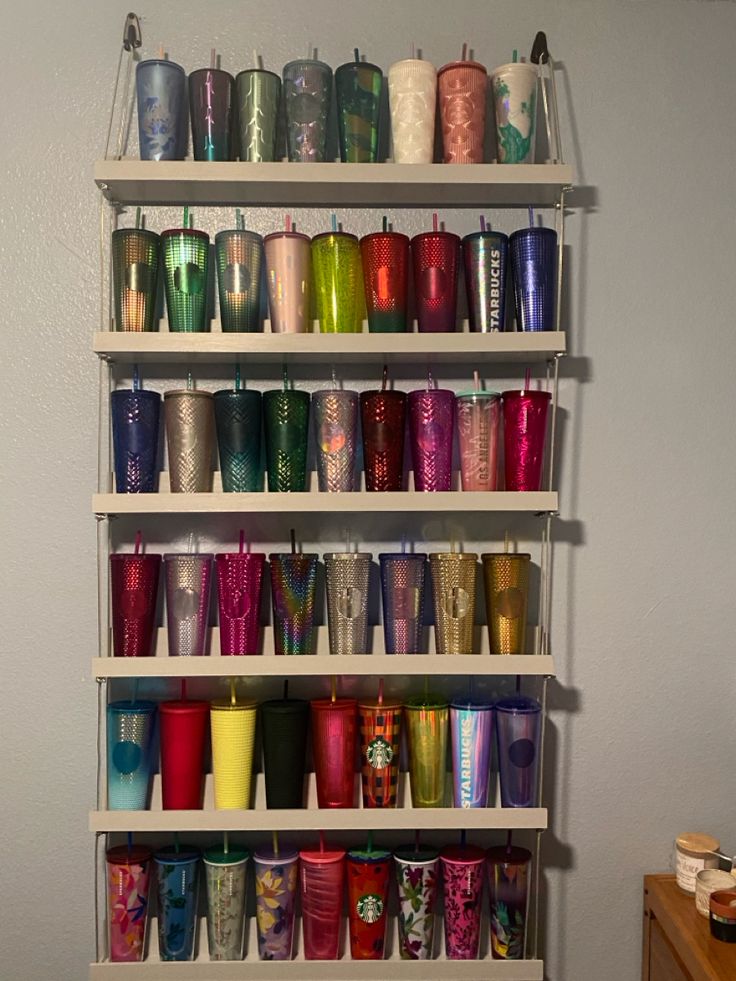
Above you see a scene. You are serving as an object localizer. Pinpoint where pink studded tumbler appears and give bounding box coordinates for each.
[408,388,455,491]
[216,551,265,655]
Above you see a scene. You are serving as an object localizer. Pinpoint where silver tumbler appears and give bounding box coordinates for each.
[312,389,359,492]
[324,551,372,655]
[164,553,213,656]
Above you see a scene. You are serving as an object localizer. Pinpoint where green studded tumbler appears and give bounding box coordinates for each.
[215,230,264,332]
[162,228,210,332]
[112,228,161,332]
[263,389,310,492]
[214,388,262,492]
[335,58,383,163]
[311,232,364,333]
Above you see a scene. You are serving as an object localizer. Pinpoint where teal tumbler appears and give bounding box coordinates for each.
[263,389,310,492]
[214,389,262,492]
[162,228,210,332]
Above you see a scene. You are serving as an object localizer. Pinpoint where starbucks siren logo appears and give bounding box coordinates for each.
[366,735,393,769]
[357,893,384,924]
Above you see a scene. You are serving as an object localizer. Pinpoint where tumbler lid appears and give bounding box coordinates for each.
[137,58,185,74]
[481,552,532,561]
[159,699,209,715]
[189,66,235,83]
[323,551,372,561]
[161,227,210,242]
[361,231,410,246]
[358,698,402,711]
[263,230,311,244]
[461,230,509,246]
[310,697,357,710]
[486,845,532,865]
[236,67,281,84]
[112,226,161,243]
[216,551,266,562]
[336,59,382,76]
[204,845,249,865]
[108,699,157,714]
[215,228,263,243]
[501,389,551,402]
[110,552,162,562]
[154,845,201,864]
[268,552,318,563]
[348,848,392,862]
[299,847,346,864]
[254,846,299,864]
[213,387,262,401]
[164,388,214,400]
[260,698,310,714]
[393,845,440,864]
[429,551,478,562]
[379,552,427,562]
[107,844,152,865]
[456,389,500,400]
[440,844,485,863]
[311,230,359,244]
[283,57,332,75]
[411,230,461,245]
[494,695,541,715]
[164,551,214,562]
[491,61,538,80]
[438,59,488,77]
[404,695,448,710]
[450,699,494,711]
[210,698,258,711]
[509,226,557,243]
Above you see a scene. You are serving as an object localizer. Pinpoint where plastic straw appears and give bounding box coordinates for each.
[414,829,420,854]
[158,44,165,59]
[174,832,180,854]
[239,529,245,554]
[479,215,485,232]
[187,531,195,554]
[234,363,241,391]
[367,830,373,853]
[513,49,518,63]
[210,48,216,70]
[524,367,531,392]
[401,535,406,554]
[224,831,229,854]
[135,206,141,230]
[285,214,291,232]
[319,830,325,853]
[504,530,510,553]
[473,370,480,392]
[331,214,338,233]
[127,832,133,858]
[382,215,388,233]
[284,679,289,699]
[230,678,237,706]
[381,364,388,391]
[235,208,241,230]
[131,678,139,706]
[187,370,193,391]
[411,42,415,59]
[133,365,141,392]
[427,367,433,391]
[134,530,142,555]
[331,364,338,389]
[378,678,384,705]
[290,529,296,554]
[272,831,280,857]
[181,678,187,701]
[354,47,360,62]
[253,49,259,69]
[331,676,337,702]
[282,363,289,391]
[460,829,466,847]
[432,213,438,233]
[528,207,534,228]
[183,206,189,229]
[462,42,468,61]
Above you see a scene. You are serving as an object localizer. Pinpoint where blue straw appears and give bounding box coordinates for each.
[331,213,338,233]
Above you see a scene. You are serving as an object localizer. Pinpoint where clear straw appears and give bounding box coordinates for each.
[230,677,237,706]
[282,363,289,391]
[187,370,193,391]
[234,363,241,391]
[134,530,142,555]
[331,213,338,233]
[210,48,216,70]
[272,830,280,857]
[133,365,141,392]
[473,370,480,392]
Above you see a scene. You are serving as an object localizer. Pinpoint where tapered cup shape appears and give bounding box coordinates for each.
[394,846,440,959]
[358,699,402,807]
[164,389,215,493]
[491,62,537,164]
[324,551,371,655]
[360,389,406,491]
[437,60,487,163]
[216,552,265,655]
[429,552,478,655]
[482,552,531,655]
[263,389,310,492]
[107,845,152,962]
[360,232,410,332]
[502,389,551,492]
[456,392,500,491]
[379,552,427,655]
[310,697,357,808]
[347,848,392,958]
[299,847,346,959]
[215,230,264,332]
[261,698,309,808]
[154,846,200,961]
[254,846,299,960]
[336,60,382,162]
[136,59,187,160]
[204,846,249,961]
[112,389,161,493]
[408,389,455,491]
[189,68,234,161]
[263,232,311,333]
[440,844,485,959]
[312,389,358,491]
[214,389,262,493]
[463,231,509,333]
[112,228,161,332]
[107,700,157,809]
[283,59,332,162]
[269,553,318,655]
[110,553,161,657]
[210,699,258,808]
[236,69,280,161]
[388,58,437,163]
[487,845,532,959]
[311,232,364,334]
[450,701,494,807]
[404,696,449,807]
[510,227,557,332]
[412,232,460,332]
[161,229,210,332]
[164,552,213,657]
[159,700,209,809]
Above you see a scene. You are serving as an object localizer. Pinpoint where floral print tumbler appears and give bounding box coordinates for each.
[254,846,299,960]
[204,845,249,961]
[394,846,440,959]
[106,845,152,962]
[440,844,486,959]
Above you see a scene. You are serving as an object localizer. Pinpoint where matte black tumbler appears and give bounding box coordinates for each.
[260,699,309,808]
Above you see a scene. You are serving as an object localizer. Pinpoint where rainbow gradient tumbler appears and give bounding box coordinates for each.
[450,700,494,808]
[269,552,318,656]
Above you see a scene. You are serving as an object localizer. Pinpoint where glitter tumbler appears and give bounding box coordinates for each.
[111,388,161,493]
[260,698,309,807]
[388,58,437,163]
[107,845,152,962]
[236,69,280,161]
[154,846,200,961]
[379,552,427,655]
[450,700,494,808]
[324,551,372,656]
[112,228,161,332]
[394,846,439,960]
[358,699,402,808]
[482,552,531,655]
[440,844,485,959]
[254,846,299,960]
[502,389,551,492]
[136,59,187,160]
[263,389,310,492]
[300,847,346,959]
[107,700,156,809]
[360,232,410,333]
[216,551,265,655]
[312,389,358,491]
[215,230,264,332]
[159,700,209,809]
[210,699,258,808]
[456,391,500,492]
[214,388,262,493]
[110,552,161,657]
[437,60,487,163]
[189,67,234,161]
[283,58,333,162]
[204,846,249,961]
[510,227,557,332]
[336,58,382,162]
[263,232,311,333]
[495,696,542,807]
[311,232,364,334]
[412,231,460,332]
[161,228,210,332]
[408,388,455,491]
[487,845,531,959]
[164,389,216,493]
[429,552,478,655]
[164,553,213,657]
[463,231,509,333]
[360,389,407,491]
[404,696,449,807]
[347,848,391,959]
[269,552,318,656]
[491,62,537,164]
[310,697,358,808]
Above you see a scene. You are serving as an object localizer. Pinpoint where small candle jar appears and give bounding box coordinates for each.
[709,889,736,943]
[675,833,720,893]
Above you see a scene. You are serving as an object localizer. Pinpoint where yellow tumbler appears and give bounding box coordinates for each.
[210,699,258,809]
[404,697,449,807]
[482,553,531,655]
[429,552,478,655]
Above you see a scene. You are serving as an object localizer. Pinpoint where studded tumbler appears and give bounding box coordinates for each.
[388,58,437,164]
[269,552,318,655]
[214,388,262,493]
[210,698,258,808]
[463,231,509,332]
[412,231,460,332]
[164,553,213,657]
[360,389,407,491]
[482,552,530,655]
[495,695,541,807]
[161,228,210,332]
[404,696,449,807]
[263,232,311,333]
[215,230,263,332]
[312,389,358,491]
[358,699,402,808]
[189,67,234,160]
[311,232,364,333]
[437,60,487,164]
[260,698,309,807]
[360,231,410,333]
[107,845,152,962]
[336,58,382,162]
[216,551,265,655]
[263,389,310,492]
[310,697,358,808]
[510,227,557,332]
[136,58,187,160]
[236,69,280,161]
[379,552,427,654]
[408,388,455,491]
[111,388,161,493]
[502,389,551,492]
[164,389,215,493]
[110,552,161,657]
[112,228,161,332]
[456,391,500,492]
[324,551,371,655]
[429,552,477,655]
[107,700,157,809]
[283,58,332,162]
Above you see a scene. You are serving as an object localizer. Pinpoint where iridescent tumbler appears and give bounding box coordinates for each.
[482,552,530,655]
[311,232,364,333]
[510,227,557,332]
[495,696,542,807]
[312,389,358,491]
[456,391,500,491]
[429,552,477,655]
[463,231,509,332]
[379,552,427,655]
[269,552,318,655]
[502,389,551,492]
[450,700,494,808]
[437,60,488,164]
[110,552,161,657]
[360,232,410,333]
[263,232,311,333]
[283,58,332,162]
[136,59,187,160]
[336,58,382,162]
[189,67,234,160]
[412,231,460,332]
[487,845,532,959]
[324,551,371,655]
[107,845,152,962]
[236,69,280,161]
[360,389,407,491]
[215,230,263,332]
[310,698,357,808]
[164,552,213,657]
[161,228,210,332]
[408,388,455,491]
[164,390,215,493]
[216,551,265,655]
[300,847,345,959]
[263,389,310,492]
[404,696,449,807]
[214,388,262,493]
[358,699,402,808]
[111,388,161,493]
[107,700,157,809]
[112,228,160,332]
[440,844,485,959]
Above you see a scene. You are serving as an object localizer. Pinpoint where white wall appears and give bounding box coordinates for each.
[3,1,736,978]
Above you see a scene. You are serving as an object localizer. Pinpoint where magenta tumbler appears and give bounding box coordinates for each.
[216,551,265,655]
[502,390,551,492]
[440,844,485,959]
[408,389,455,491]
[300,847,346,960]
[411,231,460,332]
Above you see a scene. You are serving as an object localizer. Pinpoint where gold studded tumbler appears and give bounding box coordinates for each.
[482,552,530,655]
[429,552,477,655]
[164,390,215,493]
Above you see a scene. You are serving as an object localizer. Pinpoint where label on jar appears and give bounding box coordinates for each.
[676,849,718,893]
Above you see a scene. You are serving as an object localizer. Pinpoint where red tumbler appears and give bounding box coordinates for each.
[502,390,551,492]
[310,698,357,808]
[216,552,265,655]
[300,847,346,960]
[159,700,209,809]
[360,389,407,491]
[360,232,410,333]
[411,231,460,332]
[347,848,392,959]
[110,553,161,657]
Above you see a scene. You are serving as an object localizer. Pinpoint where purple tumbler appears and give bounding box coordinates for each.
[509,227,558,332]
[495,696,542,807]
[216,551,265,655]
[408,389,455,491]
[450,701,494,808]
[379,552,427,655]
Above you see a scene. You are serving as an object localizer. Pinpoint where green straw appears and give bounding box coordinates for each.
[135,206,141,230]
[183,206,189,229]
[235,363,241,391]
[512,49,518,63]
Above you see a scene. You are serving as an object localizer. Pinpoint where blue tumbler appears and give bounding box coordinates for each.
[154,846,201,961]
[136,59,188,161]
[509,227,558,332]
[379,553,427,655]
[111,389,161,493]
[106,700,157,809]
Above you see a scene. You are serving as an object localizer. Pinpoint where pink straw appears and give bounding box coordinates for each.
[480,215,486,232]
[319,830,325,853]
[378,678,384,705]
[432,212,438,233]
[134,530,142,555]
[285,214,291,232]
[239,529,245,554]
[524,368,531,392]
